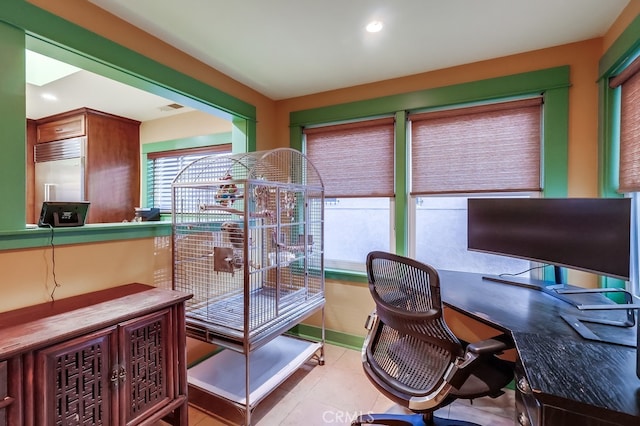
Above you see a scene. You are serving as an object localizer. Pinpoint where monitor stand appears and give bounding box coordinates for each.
[481,272,579,307]
[482,268,638,328]
[559,314,637,348]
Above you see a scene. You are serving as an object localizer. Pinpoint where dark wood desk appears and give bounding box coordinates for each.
[439,270,640,426]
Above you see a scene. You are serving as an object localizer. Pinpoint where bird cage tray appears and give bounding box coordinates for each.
[188,334,322,409]
[185,291,325,351]
[189,285,308,326]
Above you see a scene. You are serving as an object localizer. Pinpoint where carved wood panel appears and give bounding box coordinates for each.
[36,328,116,426]
[119,309,172,424]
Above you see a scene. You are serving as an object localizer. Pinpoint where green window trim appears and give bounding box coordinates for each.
[287,323,365,351]
[0,1,256,248]
[141,132,233,209]
[597,13,640,294]
[598,13,640,198]
[290,66,570,128]
[598,14,640,80]
[291,66,570,283]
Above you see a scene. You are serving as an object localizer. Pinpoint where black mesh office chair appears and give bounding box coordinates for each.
[352,251,514,426]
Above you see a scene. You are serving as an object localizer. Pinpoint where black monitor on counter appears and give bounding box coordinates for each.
[467,197,631,282]
[38,201,90,227]
[468,197,639,378]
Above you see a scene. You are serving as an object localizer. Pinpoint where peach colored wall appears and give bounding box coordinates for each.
[275,39,604,197]
[0,236,172,311]
[304,278,374,336]
[140,110,232,144]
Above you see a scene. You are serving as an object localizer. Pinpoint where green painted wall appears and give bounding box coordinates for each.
[0,20,27,230]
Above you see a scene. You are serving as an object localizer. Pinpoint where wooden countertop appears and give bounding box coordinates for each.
[0,283,192,359]
[438,270,640,424]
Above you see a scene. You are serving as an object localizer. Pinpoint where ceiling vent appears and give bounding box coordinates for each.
[159,103,184,112]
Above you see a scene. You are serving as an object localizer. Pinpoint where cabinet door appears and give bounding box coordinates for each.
[0,360,7,426]
[119,309,174,425]
[0,357,23,426]
[35,328,117,426]
[37,115,85,143]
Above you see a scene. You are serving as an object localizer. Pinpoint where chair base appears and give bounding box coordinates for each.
[350,412,482,426]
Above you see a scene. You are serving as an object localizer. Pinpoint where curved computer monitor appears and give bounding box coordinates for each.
[468,197,638,379]
[467,197,631,281]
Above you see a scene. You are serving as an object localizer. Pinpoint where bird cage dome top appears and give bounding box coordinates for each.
[173,147,324,189]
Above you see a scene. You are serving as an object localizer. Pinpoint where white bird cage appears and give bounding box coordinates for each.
[171,148,325,352]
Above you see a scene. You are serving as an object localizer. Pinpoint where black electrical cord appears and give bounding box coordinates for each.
[45,224,61,301]
[498,263,550,278]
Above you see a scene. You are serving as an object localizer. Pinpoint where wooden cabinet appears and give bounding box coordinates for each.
[36,327,116,425]
[515,361,537,426]
[30,108,141,223]
[0,284,192,426]
[36,115,85,143]
[0,360,10,425]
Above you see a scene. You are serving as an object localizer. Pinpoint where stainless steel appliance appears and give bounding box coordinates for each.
[34,137,86,209]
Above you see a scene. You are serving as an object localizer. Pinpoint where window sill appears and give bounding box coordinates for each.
[0,221,172,251]
[325,268,368,283]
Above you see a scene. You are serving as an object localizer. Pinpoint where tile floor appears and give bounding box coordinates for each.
[160,343,515,426]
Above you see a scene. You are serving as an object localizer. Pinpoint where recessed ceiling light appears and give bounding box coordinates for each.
[40,93,58,101]
[366,20,383,33]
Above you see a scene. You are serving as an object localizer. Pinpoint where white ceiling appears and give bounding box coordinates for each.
[28,0,631,121]
[89,0,630,100]
[26,52,195,121]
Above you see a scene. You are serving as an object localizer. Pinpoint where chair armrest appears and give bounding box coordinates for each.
[445,334,514,389]
[467,333,514,355]
[467,338,509,355]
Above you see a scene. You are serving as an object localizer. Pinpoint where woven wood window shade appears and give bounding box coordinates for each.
[611,56,640,193]
[304,117,395,198]
[409,98,542,195]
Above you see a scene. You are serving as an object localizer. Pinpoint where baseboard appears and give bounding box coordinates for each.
[286,323,364,351]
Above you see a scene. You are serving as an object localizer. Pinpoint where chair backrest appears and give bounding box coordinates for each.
[366,252,464,381]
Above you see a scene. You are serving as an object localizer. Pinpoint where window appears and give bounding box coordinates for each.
[612,55,640,193]
[292,67,569,278]
[413,195,535,276]
[322,197,392,271]
[409,98,543,276]
[630,194,639,296]
[609,54,640,296]
[305,99,545,274]
[147,144,231,212]
[304,118,395,271]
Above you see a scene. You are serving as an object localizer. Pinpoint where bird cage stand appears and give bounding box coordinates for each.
[171,148,325,425]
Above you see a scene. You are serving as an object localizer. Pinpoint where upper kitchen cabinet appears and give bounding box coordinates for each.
[36,113,85,143]
[30,108,141,224]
